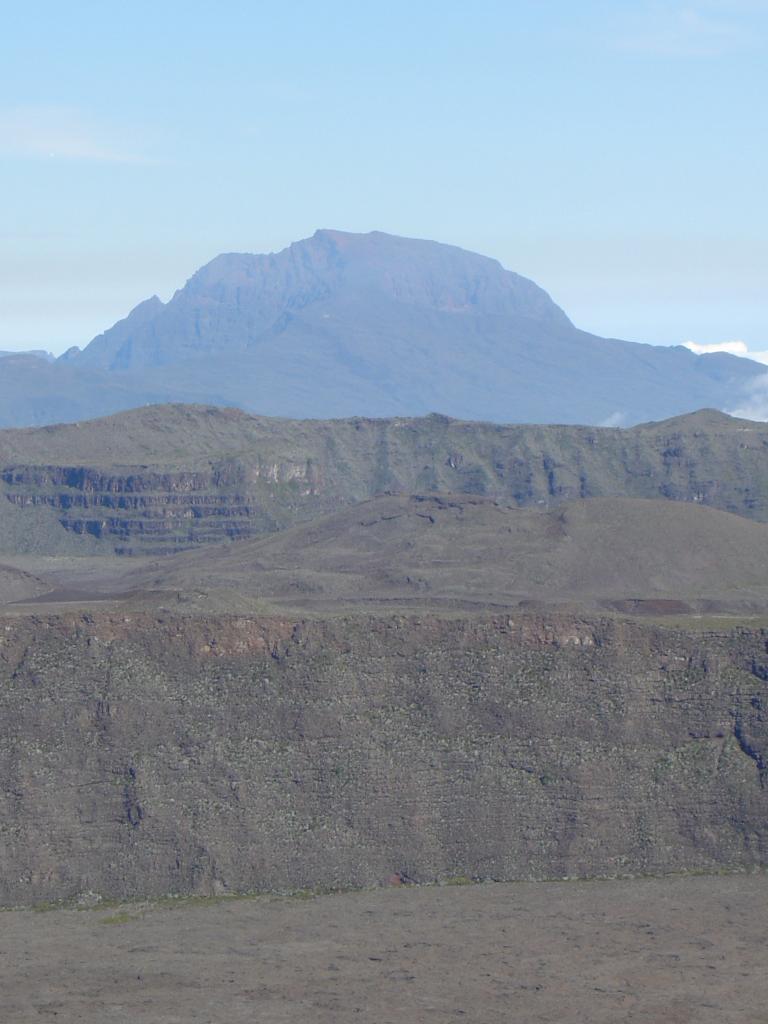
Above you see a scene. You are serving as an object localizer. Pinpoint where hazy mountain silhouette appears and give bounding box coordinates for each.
[0,351,54,362]
[74,230,571,371]
[1,229,764,427]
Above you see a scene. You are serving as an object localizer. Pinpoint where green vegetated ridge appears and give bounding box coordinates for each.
[0,404,766,556]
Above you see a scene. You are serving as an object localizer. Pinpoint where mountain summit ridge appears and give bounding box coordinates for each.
[73,229,572,372]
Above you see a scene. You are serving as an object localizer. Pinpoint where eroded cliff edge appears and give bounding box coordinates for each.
[2,406,768,557]
[1,612,766,906]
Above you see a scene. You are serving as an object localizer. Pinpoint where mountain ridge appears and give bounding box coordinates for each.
[1,230,765,428]
[1,403,768,558]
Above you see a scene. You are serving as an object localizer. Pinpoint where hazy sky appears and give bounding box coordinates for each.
[2,0,767,356]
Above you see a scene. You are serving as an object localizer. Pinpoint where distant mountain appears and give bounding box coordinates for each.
[73,230,572,371]
[2,230,765,427]
[0,350,54,362]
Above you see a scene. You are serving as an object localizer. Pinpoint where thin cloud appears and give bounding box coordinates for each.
[599,411,626,427]
[728,375,768,421]
[611,3,759,58]
[0,105,154,164]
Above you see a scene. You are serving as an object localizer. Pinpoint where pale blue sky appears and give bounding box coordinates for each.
[1,0,767,356]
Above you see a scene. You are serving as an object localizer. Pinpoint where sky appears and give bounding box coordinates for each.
[1,0,767,359]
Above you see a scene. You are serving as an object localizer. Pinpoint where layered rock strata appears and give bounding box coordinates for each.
[1,407,768,555]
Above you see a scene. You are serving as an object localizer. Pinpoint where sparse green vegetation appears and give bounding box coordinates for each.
[98,911,135,925]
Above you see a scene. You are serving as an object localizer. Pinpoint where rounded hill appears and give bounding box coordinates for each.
[128,493,768,614]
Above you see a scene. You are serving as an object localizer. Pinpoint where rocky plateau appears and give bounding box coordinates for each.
[0,403,767,908]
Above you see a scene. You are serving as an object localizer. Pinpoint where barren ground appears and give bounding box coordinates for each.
[1,874,766,1023]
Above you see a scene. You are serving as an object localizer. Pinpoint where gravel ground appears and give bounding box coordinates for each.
[1,874,766,1023]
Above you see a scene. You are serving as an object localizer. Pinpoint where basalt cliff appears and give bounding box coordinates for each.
[0,612,766,906]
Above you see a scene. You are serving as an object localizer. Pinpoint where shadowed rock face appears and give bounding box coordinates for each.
[0,612,766,906]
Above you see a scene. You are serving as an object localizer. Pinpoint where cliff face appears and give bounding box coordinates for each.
[1,612,766,906]
[0,466,269,553]
[1,407,767,555]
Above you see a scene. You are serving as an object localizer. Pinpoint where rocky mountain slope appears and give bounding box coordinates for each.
[0,563,49,604]
[1,404,767,556]
[1,231,764,427]
[0,611,765,905]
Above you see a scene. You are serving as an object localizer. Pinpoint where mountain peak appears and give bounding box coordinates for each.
[72,230,572,373]
[15,230,764,429]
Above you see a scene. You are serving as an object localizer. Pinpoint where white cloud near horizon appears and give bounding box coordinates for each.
[683,337,768,420]
[0,105,153,163]
[728,375,768,421]
[598,411,627,428]
[683,339,768,365]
